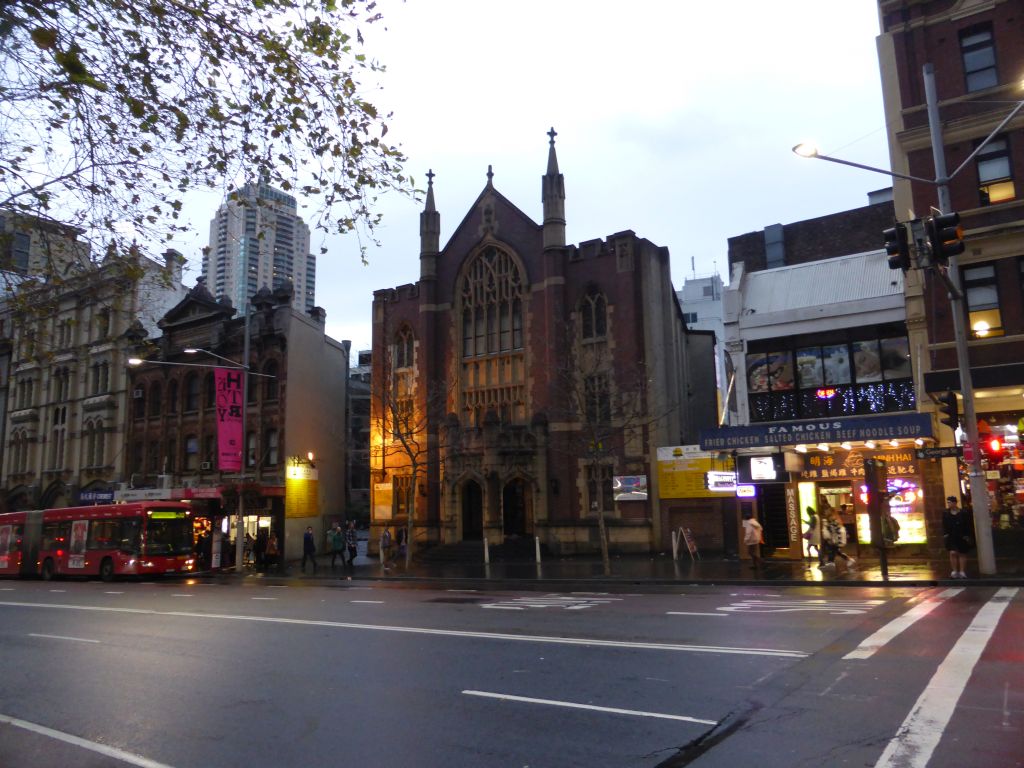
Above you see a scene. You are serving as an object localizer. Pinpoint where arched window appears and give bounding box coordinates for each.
[167,379,178,414]
[204,373,216,409]
[50,406,66,470]
[457,247,527,426]
[133,384,146,419]
[393,328,414,369]
[92,421,106,467]
[184,434,199,470]
[264,429,279,466]
[165,434,177,472]
[148,382,162,416]
[263,360,279,400]
[184,373,200,411]
[580,292,607,340]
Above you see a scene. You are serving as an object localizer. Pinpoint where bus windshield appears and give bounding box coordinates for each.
[143,510,193,556]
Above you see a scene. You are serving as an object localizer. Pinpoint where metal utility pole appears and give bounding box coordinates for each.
[923,63,995,575]
[235,305,250,572]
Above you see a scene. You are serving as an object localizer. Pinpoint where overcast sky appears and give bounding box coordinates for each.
[173,1,894,357]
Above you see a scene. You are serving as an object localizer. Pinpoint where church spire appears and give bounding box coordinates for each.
[420,169,440,280]
[542,127,566,250]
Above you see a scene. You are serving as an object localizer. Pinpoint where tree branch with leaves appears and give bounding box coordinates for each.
[0,0,411,273]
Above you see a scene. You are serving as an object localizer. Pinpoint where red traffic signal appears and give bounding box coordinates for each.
[982,436,1005,466]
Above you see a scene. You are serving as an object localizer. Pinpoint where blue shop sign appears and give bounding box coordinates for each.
[700,414,933,450]
[79,489,115,503]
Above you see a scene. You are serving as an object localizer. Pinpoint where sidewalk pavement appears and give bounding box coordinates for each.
[226,551,1024,589]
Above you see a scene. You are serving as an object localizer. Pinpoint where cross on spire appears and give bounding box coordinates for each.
[486,164,494,184]
[426,168,435,186]
[547,126,557,145]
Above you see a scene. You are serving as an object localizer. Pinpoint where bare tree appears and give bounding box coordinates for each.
[372,326,450,567]
[551,340,665,575]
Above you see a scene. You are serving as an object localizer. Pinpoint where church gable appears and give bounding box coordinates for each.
[157,279,234,331]
[436,175,543,295]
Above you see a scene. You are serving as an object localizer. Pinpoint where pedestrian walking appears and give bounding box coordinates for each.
[397,526,407,563]
[302,525,318,574]
[821,509,855,569]
[345,520,358,568]
[803,506,822,564]
[380,527,393,570]
[943,496,973,579]
[328,521,345,570]
[254,529,267,572]
[741,510,763,569]
[265,532,279,573]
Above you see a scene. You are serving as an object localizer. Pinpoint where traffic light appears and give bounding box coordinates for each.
[883,223,910,271]
[937,390,959,432]
[983,436,1005,466]
[925,212,965,265]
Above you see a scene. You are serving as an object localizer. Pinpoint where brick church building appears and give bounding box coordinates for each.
[370,131,716,556]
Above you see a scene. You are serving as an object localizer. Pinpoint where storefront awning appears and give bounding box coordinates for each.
[700,413,933,450]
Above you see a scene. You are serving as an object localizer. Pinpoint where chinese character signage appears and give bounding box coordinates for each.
[215,368,244,472]
[798,448,918,481]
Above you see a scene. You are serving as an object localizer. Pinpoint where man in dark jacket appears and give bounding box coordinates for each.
[302,526,317,574]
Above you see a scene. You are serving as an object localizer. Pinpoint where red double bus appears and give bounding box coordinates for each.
[0,502,196,581]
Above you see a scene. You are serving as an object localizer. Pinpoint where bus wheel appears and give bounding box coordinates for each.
[41,559,54,580]
[99,558,114,582]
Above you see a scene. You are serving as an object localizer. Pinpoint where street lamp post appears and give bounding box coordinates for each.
[793,64,1022,575]
[186,307,252,573]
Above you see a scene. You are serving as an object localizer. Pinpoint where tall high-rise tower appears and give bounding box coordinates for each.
[203,181,315,312]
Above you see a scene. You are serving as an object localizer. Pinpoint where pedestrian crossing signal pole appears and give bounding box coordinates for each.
[863,459,889,581]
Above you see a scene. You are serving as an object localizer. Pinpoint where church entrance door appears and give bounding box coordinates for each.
[462,481,483,540]
[502,479,529,536]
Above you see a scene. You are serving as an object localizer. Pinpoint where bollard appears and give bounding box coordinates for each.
[671,529,679,561]
[535,535,541,563]
[483,536,490,564]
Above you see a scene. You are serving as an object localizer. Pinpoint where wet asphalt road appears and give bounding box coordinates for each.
[0,578,1020,767]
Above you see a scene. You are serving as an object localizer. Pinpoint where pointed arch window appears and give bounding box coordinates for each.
[458,247,527,425]
[394,328,414,369]
[580,292,607,340]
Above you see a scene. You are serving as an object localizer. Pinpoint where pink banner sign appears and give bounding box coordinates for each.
[215,368,244,472]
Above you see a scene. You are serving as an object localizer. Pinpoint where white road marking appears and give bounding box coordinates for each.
[874,587,1018,768]
[844,588,963,660]
[667,611,729,617]
[28,633,99,644]
[351,600,384,604]
[49,589,66,593]
[171,594,193,598]
[0,600,808,658]
[0,587,13,591]
[446,589,478,593]
[462,690,717,725]
[481,594,623,611]
[251,597,277,601]
[720,598,884,615]
[0,712,175,768]
[104,591,124,595]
